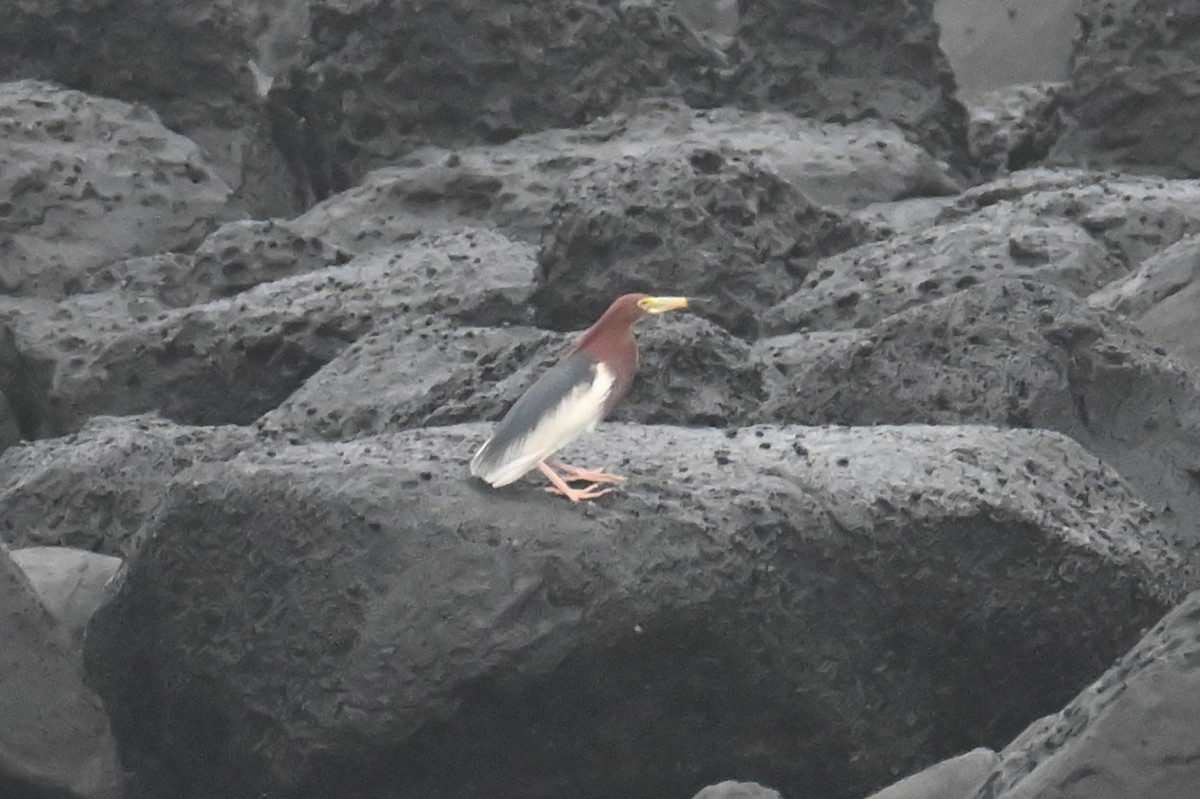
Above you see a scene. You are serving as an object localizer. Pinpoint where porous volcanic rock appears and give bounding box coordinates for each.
[0,545,121,799]
[764,170,1200,334]
[10,546,122,648]
[951,171,1200,268]
[1050,0,1200,177]
[0,229,536,437]
[187,218,355,302]
[290,0,968,189]
[967,83,1066,174]
[0,80,234,298]
[86,422,1182,799]
[0,415,257,556]
[535,146,869,336]
[287,101,958,254]
[0,1,301,216]
[261,313,764,441]
[77,254,203,309]
[971,590,1200,799]
[762,209,1118,335]
[1089,232,1200,369]
[755,279,1200,561]
[260,320,566,441]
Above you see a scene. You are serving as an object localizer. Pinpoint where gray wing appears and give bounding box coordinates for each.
[470,353,606,485]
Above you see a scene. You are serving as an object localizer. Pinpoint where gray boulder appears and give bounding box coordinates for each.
[692,780,783,799]
[535,145,868,336]
[0,229,535,436]
[86,422,1182,799]
[765,170,1200,334]
[0,544,121,799]
[286,0,968,191]
[260,312,765,441]
[0,1,301,215]
[0,80,233,298]
[10,546,121,647]
[1050,0,1200,177]
[1089,233,1200,369]
[755,279,1200,561]
[971,590,1200,799]
[865,748,997,799]
[0,415,257,556]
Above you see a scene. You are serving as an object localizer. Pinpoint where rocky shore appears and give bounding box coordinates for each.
[1,1,1199,798]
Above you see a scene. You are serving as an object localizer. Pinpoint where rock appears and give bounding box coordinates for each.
[10,546,121,647]
[967,83,1067,174]
[692,780,783,799]
[290,0,968,190]
[0,415,257,556]
[1050,0,1200,177]
[1089,233,1200,368]
[289,102,957,258]
[613,315,767,426]
[0,79,234,298]
[77,253,203,309]
[756,279,1200,562]
[721,0,970,173]
[86,423,1182,799]
[971,590,1200,799]
[953,172,1200,269]
[187,218,355,302]
[764,170,1200,334]
[0,545,121,799]
[0,229,537,437]
[0,1,301,216]
[259,321,567,441]
[535,145,869,336]
[261,312,765,441]
[865,748,997,799]
[762,208,1120,335]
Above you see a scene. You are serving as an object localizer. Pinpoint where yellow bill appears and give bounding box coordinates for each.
[637,296,689,314]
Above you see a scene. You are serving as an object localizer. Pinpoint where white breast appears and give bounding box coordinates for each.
[472,362,616,487]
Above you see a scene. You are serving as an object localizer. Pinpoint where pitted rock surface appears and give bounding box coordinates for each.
[264,313,764,441]
[0,229,536,436]
[0,80,233,298]
[86,422,1182,799]
[535,146,869,336]
[0,415,257,556]
[756,279,1200,561]
[765,171,1200,334]
[1089,233,1200,369]
[0,1,301,216]
[289,0,968,189]
[286,103,957,254]
[967,83,1066,174]
[1050,0,1200,177]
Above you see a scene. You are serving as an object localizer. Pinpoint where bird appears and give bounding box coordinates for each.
[470,293,689,502]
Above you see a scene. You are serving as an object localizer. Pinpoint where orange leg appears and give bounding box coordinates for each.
[538,462,613,502]
[547,459,627,485]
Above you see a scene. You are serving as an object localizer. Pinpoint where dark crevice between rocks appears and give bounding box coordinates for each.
[0,327,55,440]
[265,70,351,209]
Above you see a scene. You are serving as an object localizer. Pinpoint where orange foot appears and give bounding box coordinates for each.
[538,462,614,502]
[547,460,627,485]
